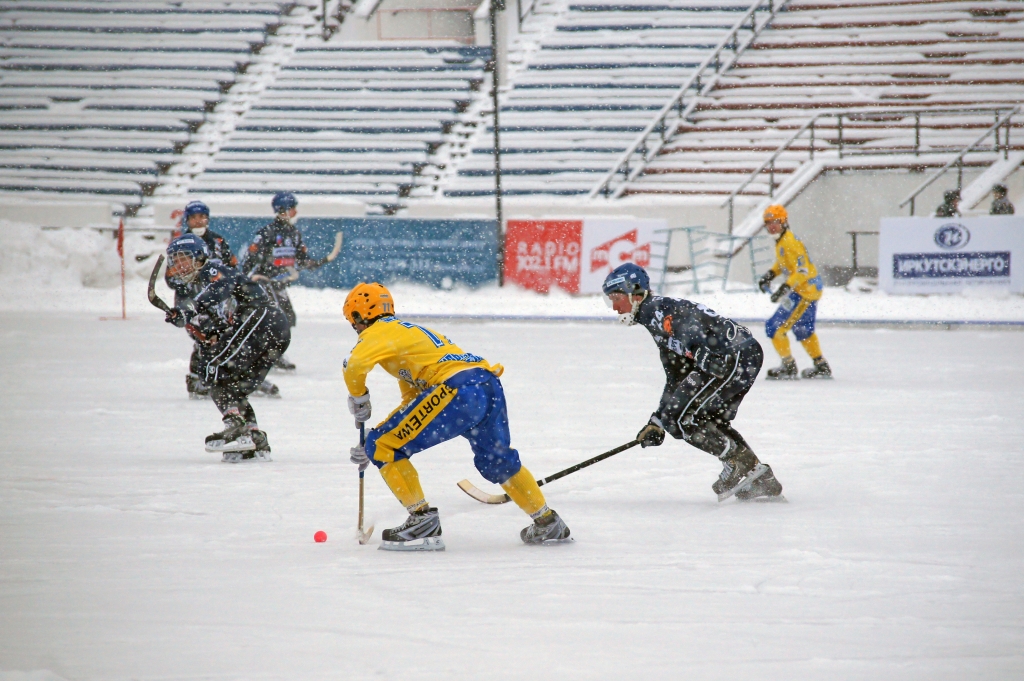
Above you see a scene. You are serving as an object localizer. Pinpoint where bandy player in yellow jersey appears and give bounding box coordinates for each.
[342,283,571,550]
[758,204,833,380]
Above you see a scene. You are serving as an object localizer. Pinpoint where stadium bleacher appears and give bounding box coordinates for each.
[620,0,1024,221]
[0,0,286,209]
[186,41,489,214]
[438,0,757,198]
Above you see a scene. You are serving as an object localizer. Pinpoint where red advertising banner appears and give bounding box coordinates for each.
[504,220,583,293]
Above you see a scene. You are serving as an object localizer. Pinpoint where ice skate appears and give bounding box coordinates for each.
[712,449,768,501]
[253,380,281,398]
[766,357,798,380]
[521,510,572,545]
[735,464,784,502]
[379,506,445,551]
[205,415,255,453]
[800,357,833,380]
[273,355,296,371]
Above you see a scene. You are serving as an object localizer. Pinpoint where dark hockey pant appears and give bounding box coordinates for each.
[267,283,296,328]
[206,307,290,422]
[659,340,763,460]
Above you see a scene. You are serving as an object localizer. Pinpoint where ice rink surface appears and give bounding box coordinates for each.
[1,312,1023,681]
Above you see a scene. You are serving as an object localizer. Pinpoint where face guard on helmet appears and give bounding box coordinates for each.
[344,282,394,328]
[602,263,650,326]
[166,234,209,284]
[184,201,210,236]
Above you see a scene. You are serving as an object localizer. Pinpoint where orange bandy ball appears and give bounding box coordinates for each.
[314,531,327,543]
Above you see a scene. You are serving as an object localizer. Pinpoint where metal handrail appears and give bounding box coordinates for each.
[587,0,791,200]
[721,105,1020,230]
[898,105,1021,214]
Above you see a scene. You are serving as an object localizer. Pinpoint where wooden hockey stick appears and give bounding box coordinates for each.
[357,423,374,544]
[309,231,344,269]
[457,439,641,505]
[147,255,172,314]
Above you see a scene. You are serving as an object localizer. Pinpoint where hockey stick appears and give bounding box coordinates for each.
[357,422,374,544]
[147,255,172,314]
[309,231,344,269]
[457,439,641,505]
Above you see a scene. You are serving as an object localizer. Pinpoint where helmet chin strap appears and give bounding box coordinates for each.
[617,290,648,326]
[191,226,207,237]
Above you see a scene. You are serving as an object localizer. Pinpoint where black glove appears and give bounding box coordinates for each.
[164,308,186,327]
[637,420,665,448]
[758,270,776,294]
[770,283,792,303]
[693,346,728,378]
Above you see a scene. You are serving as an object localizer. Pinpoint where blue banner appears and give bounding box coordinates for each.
[892,251,1011,279]
[209,217,499,289]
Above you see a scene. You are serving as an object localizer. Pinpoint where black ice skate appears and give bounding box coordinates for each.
[273,355,296,371]
[712,449,766,501]
[766,357,798,380]
[735,464,785,502]
[521,510,572,545]
[205,415,255,454]
[800,357,833,380]
[379,506,445,552]
[253,380,281,398]
[222,429,272,463]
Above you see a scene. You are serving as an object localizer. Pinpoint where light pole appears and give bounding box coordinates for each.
[489,0,505,284]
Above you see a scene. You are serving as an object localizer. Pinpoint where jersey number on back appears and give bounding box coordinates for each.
[399,321,446,348]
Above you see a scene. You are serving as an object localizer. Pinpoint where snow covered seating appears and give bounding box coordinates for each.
[440,0,756,197]
[0,0,284,208]
[187,41,488,214]
[622,0,1024,214]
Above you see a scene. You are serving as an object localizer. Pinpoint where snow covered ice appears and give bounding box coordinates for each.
[2,296,1023,679]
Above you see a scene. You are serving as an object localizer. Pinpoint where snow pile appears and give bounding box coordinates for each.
[1,221,1023,323]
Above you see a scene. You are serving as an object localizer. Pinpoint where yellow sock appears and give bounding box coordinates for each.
[800,333,822,360]
[771,333,792,359]
[501,466,550,518]
[380,459,427,511]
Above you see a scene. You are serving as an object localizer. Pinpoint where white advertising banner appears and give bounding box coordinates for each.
[878,216,1024,294]
[578,218,666,294]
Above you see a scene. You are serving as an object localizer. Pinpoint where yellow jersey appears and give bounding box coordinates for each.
[769,229,823,302]
[343,316,503,408]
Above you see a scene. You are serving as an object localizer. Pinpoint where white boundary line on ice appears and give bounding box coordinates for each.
[398,314,1024,328]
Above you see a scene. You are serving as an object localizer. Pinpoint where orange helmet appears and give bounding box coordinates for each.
[763,204,788,224]
[344,282,394,326]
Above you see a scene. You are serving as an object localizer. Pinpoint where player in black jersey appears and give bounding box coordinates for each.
[602,263,783,501]
[163,234,290,462]
[242,192,337,371]
[168,201,279,399]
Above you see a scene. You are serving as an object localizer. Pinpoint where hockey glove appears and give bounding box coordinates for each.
[164,308,186,328]
[770,283,792,303]
[348,393,371,426]
[637,421,665,448]
[758,270,776,294]
[349,444,370,472]
[693,346,729,378]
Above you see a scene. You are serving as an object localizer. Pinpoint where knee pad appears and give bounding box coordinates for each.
[681,422,734,459]
[474,446,522,485]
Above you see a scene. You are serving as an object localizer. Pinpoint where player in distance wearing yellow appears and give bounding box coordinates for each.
[342,282,571,550]
[758,205,832,380]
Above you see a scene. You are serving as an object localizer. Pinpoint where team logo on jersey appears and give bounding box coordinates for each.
[662,315,672,333]
[934,223,970,250]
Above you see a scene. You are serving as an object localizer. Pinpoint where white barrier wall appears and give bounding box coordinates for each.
[879,216,1024,294]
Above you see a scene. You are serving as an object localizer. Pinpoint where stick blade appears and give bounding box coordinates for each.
[457,479,511,505]
[357,525,374,544]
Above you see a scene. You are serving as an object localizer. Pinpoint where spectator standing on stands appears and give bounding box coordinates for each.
[990,184,1015,215]
[934,189,961,218]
